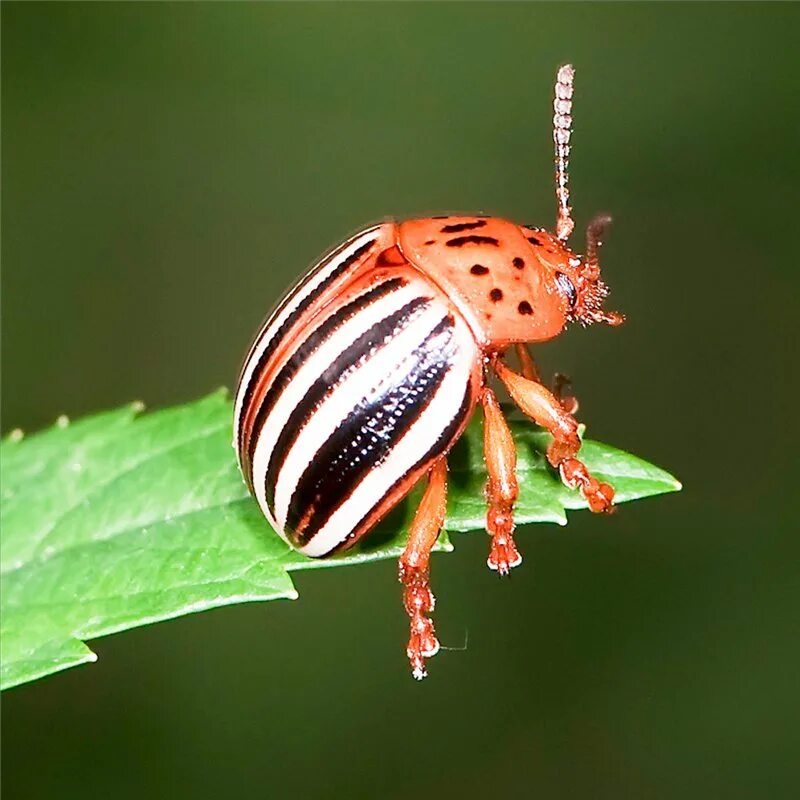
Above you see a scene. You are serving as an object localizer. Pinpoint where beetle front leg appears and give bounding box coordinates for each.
[552,372,579,415]
[482,387,522,575]
[515,343,578,414]
[515,342,542,382]
[495,361,615,513]
[398,458,448,680]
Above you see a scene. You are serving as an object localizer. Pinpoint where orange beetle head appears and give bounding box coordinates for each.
[523,215,624,330]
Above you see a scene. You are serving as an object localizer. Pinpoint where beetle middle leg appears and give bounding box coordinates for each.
[482,387,522,575]
[495,360,615,513]
[398,458,448,680]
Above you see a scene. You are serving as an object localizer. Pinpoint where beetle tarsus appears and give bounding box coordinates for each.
[401,565,440,680]
[486,508,522,575]
[560,458,616,513]
[399,459,448,679]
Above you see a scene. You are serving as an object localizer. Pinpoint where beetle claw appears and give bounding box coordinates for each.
[487,534,522,575]
[400,565,439,679]
[560,458,616,513]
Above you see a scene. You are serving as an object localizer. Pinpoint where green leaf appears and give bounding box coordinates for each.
[0,391,680,690]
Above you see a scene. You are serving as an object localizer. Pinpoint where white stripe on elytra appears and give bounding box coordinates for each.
[273,303,450,535]
[298,315,477,557]
[233,226,381,457]
[250,282,430,535]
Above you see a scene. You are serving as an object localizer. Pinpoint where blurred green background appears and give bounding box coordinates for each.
[2,2,798,798]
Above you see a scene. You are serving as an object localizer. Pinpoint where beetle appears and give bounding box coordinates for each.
[233,65,624,679]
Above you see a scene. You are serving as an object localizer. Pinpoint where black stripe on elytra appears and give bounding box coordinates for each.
[246,277,406,469]
[445,235,500,247]
[289,316,456,544]
[330,378,473,555]
[237,236,377,455]
[264,296,433,515]
[237,236,372,394]
[440,220,487,233]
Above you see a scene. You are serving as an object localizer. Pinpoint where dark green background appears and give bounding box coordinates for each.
[3,3,798,798]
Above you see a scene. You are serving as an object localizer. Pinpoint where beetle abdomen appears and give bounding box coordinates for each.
[236,249,481,557]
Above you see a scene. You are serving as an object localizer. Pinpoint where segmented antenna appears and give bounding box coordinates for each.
[553,64,575,241]
[585,212,613,276]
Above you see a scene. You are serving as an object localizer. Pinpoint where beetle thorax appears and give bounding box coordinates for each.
[397,217,569,350]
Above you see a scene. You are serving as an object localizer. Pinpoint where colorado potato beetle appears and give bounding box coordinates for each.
[234,65,624,679]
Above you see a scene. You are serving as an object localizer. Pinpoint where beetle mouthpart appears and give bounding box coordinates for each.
[580,308,625,327]
[571,273,612,327]
[578,300,625,328]
[599,310,626,326]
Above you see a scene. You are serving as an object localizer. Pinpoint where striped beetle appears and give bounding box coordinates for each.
[234,65,624,679]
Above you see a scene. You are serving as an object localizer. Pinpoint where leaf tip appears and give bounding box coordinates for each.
[653,467,683,493]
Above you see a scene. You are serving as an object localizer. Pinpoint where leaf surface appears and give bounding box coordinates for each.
[0,391,680,689]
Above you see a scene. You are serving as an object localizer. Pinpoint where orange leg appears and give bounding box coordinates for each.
[515,342,541,382]
[495,360,615,513]
[398,458,448,680]
[552,372,579,415]
[482,387,522,575]
[515,343,579,414]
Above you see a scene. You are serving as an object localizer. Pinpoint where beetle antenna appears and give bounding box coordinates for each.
[554,64,576,241]
[584,212,613,277]
[581,212,625,326]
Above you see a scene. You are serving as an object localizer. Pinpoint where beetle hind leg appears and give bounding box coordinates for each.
[482,387,522,575]
[398,458,448,680]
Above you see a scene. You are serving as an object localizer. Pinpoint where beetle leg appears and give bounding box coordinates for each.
[552,372,579,415]
[495,360,615,513]
[515,344,579,414]
[398,458,448,680]
[482,387,522,575]
[514,343,541,382]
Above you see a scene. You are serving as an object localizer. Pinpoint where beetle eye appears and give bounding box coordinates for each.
[555,272,577,308]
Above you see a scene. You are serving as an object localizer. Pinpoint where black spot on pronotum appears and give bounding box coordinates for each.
[440,220,487,233]
[527,236,542,246]
[518,300,533,315]
[470,264,489,275]
[425,240,435,245]
[446,235,500,248]
[490,288,503,302]
[512,257,525,269]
